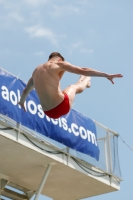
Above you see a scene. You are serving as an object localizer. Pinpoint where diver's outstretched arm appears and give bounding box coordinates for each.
[18,77,34,111]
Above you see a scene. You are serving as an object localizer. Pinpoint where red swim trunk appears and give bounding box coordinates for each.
[44,93,70,119]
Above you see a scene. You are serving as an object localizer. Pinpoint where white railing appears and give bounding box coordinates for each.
[95,121,121,178]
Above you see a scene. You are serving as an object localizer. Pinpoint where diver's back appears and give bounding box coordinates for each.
[32,62,64,111]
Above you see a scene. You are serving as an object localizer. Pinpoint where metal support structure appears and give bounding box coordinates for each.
[34,164,52,200]
[0,179,8,192]
[106,129,113,175]
[0,179,8,200]
[104,138,109,173]
[17,123,21,142]
[26,191,35,200]
[67,147,70,165]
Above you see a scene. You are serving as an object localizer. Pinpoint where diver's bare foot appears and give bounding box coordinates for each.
[78,75,91,88]
[78,75,86,83]
[86,77,91,88]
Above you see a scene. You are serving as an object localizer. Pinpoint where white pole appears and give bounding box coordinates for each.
[34,164,52,200]
[106,130,113,175]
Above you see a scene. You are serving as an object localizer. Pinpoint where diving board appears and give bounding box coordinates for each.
[0,114,121,200]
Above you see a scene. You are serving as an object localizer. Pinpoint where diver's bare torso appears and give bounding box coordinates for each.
[32,61,65,111]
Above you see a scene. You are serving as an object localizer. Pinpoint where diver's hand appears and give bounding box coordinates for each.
[18,102,26,112]
[106,74,123,84]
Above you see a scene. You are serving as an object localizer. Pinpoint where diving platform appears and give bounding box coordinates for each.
[0,114,121,200]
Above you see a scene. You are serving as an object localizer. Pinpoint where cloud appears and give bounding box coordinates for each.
[71,42,83,49]
[66,42,83,55]
[26,0,48,6]
[77,0,90,5]
[0,0,8,6]
[0,1,24,29]
[34,51,45,56]
[8,12,24,22]
[77,0,94,8]
[80,48,94,54]
[0,11,24,29]
[50,5,80,17]
[25,26,58,46]
[0,0,20,11]
[66,42,94,55]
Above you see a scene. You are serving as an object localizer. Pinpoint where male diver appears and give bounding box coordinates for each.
[18,52,123,119]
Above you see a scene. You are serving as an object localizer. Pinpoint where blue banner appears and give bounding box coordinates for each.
[0,68,99,160]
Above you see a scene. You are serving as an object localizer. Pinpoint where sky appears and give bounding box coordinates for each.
[0,0,133,200]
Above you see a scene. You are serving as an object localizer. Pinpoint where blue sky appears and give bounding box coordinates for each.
[0,0,133,200]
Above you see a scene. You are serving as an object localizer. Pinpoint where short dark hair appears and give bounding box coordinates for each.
[48,52,65,61]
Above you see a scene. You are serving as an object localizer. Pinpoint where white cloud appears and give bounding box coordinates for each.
[0,0,20,11]
[34,51,45,56]
[80,48,94,54]
[77,0,89,5]
[0,1,24,29]
[0,11,24,29]
[50,5,80,17]
[77,0,94,8]
[25,26,58,46]
[71,42,82,49]
[66,42,82,55]
[66,42,94,55]
[8,12,24,22]
[26,0,48,6]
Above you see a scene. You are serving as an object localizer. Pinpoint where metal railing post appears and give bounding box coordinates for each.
[104,138,109,173]
[106,129,113,175]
